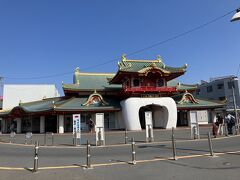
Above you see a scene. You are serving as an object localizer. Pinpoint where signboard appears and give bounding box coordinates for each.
[95,113,105,146]
[145,111,153,125]
[73,114,81,139]
[190,111,200,139]
[145,111,154,142]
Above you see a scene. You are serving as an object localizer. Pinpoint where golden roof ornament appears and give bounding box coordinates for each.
[75,67,80,73]
[156,55,162,62]
[121,54,127,61]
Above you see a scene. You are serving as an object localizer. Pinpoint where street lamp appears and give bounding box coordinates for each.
[231,7,240,22]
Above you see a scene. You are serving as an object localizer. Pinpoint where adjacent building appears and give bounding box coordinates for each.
[195,76,240,116]
[0,56,224,133]
[0,85,60,133]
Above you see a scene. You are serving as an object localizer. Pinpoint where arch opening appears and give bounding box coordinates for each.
[139,104,169,129]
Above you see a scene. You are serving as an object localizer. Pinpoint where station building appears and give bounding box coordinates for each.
[0,56,224,133]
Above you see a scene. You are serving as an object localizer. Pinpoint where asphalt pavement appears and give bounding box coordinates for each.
[0,127,240,180]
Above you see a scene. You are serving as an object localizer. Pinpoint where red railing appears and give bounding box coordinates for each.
[123,86,177,93]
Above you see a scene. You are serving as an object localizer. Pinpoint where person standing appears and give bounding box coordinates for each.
[212,120,219,138]
[89,118,95,133]
[225,114,235,135]
[217,115,224,135]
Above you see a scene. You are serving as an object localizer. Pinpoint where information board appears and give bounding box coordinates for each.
[190,111,200,139]
[95,113,105,146]
[145,111,154,142]
[73,114,81,139]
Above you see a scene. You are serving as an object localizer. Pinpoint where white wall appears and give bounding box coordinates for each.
[120,97,177,130]
[3,84,60,109]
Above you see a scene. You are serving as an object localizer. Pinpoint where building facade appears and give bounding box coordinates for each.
[195,76,240,116]
[0,56,224,133]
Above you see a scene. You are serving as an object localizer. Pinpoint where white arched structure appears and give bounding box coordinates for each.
[120,97,177,130]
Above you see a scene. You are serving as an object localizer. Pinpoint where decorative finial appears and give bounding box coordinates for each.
[75,67,80,73]
[156,55,162,62]
[183,63,188,68]
[19,100,22,106]
[121,54,127,61]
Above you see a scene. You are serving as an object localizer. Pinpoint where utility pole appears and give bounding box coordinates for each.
[231,78,239,131]
[0,77,4,97]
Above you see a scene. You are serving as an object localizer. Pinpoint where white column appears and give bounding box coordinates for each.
[16,118,22,133]
[40,116,45,133]
[58,115,64,134]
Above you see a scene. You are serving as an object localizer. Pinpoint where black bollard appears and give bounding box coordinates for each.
[74,132,77,146]
[125,130,128,144]
[131,138,136,165]
[171,127,177,160]
[33,141,39,172]
[207,132,214,157]
[86,140,91,168]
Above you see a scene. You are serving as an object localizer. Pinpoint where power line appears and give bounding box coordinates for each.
[4,71,73,80]
[3,8,236,80]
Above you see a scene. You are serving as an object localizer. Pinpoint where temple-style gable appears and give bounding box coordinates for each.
[82,90,109,107]
[109,55,187,96]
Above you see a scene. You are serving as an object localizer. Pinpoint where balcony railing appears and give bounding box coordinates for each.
[123,86,177,93]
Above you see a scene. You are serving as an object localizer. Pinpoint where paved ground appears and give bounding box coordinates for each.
[0,126,211,146]
[0,127,240,180]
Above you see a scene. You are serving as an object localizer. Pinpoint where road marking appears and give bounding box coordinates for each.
[0,167,26,171]
[1,150,240,171]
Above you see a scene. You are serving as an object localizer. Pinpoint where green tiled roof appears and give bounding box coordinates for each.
[0,96,121,116]
[55,96,121,111]
[117,55,187,73]
[167,80,197,91]
[176,99,224,109]
[171,92,224,109]
[63,71,121,91]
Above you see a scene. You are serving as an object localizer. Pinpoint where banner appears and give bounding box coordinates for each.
[73,114,81,139]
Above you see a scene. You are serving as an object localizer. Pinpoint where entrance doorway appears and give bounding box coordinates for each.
[139,105,169,129]
[177,111,189,126]
[45,115,57,133]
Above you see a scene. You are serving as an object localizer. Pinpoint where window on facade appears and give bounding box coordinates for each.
[219,96,225,101]
[228,95,233,103]
[157,79,164,87]
[207,86,213,92]
[228,81,235,89]
[133,78,140,87]
[217,83,224,89]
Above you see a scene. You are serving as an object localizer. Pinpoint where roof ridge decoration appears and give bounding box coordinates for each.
[118,54,132,70]
[74,67,80,85]
[178,92,199,104]
[82,90,109,107]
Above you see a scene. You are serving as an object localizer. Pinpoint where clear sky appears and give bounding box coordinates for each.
[0,0,240,95]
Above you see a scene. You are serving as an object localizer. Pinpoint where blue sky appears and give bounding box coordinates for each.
[0,0,240,95]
